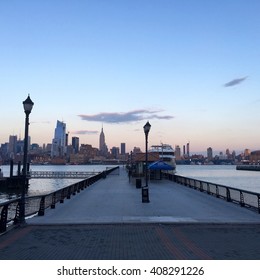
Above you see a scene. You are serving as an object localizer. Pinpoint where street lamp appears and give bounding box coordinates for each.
[142,121,151,203]
[20,95,34,223]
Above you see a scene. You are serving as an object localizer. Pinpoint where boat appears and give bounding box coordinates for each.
[149,144,176,172]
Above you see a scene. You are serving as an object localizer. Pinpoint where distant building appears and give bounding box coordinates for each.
[111,147,120,159]
[70,143,96,164]
[0,143,8,161]
[8,135,17,159]
[175,145,181,160]
[133,147,141,154]
[80,144,98,160]
[244,149,251,160]
[45,144,52,153]
[121,143,126,155]
[72,137,79,154]
[187,142,190,157]
[51,120,67,158]
[250,150,260,162]
[207,147,213,161]
[17,138,26,154]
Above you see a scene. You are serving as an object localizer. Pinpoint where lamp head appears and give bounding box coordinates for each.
[23,94,34,114]
[143,121,151,135]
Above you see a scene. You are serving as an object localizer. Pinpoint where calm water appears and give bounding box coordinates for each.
[176,165,260,193]
[0,165,113,202]
[1,164,260,203]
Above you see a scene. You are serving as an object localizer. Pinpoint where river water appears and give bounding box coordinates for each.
[176,165,260,193]
[0,165,113,202]
[1,164,260,203]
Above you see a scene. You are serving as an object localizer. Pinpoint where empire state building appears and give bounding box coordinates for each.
[99,126,108,156]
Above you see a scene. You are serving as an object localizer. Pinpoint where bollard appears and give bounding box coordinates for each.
[136,178,142,189]
[142,187,150,203]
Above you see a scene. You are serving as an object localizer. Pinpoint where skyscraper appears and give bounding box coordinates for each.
[99,127,105,151]
[51,120,66,157]
[187,142,190,157]
[8,135,17,159]
[111,146,120,158]
[175,145,181,160]
[121,143,126,155]
[72,137,79,154]
[207,147,213,161]
[99,126,108,156]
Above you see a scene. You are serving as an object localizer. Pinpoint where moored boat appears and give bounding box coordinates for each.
[149,144,176,172]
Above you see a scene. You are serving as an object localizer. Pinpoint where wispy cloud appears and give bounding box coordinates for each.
[31,121,51,124]
[224,76,248,87]
[70,130,99,135]
[78,109,174,124]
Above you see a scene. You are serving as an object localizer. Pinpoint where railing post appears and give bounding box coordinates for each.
[0,205,8,233]
[226,188,231,202]
[60,189,65,203]
[207,183,210,194]
[73,184,77,195]
[216,186,219,198]
[38,197,45,216]
[200,181,203,192]
[67,187,71,199]
[13,202,21,224]
[240,191,245,207]
[77,182,81,193]
[51,193,56,209]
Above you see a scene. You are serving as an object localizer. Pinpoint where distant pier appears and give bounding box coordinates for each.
[236,165,260,171]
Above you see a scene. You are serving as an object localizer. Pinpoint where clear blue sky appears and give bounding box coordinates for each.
[1,0,260,154]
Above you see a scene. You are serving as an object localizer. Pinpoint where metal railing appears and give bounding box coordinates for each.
[166,173,260,214]
[0,166,119,233]
[29,170,100,179]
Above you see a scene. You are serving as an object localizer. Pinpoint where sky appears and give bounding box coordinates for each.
[1,0,260,154]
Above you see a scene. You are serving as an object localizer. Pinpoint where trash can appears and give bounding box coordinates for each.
[136,178,141,189]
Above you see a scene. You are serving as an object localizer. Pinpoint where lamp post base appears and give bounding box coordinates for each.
[142,187,150,203]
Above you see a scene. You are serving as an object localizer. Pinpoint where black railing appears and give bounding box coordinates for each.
[0,166,119,233]
[166,173,260,214]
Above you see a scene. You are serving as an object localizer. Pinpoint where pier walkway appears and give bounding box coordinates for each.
[1,166,260,259]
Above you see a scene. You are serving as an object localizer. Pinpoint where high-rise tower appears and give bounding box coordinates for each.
[72,137,79,154]
[8,135,17,159]
[51,120,66,157]
[99,126,108,156]
[99,127,105,151]
[207,147,213,161]
[121,143,126,155]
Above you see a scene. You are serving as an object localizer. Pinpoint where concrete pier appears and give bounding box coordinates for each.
[1,166,260,260]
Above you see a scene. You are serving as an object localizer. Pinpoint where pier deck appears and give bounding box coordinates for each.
[1,166,260,260]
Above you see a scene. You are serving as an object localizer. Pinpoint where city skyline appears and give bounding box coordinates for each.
[0,122,253,157]
[1,1,260,153]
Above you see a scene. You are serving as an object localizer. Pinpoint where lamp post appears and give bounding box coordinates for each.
[20,95,34,223]
[142,121,151,203]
